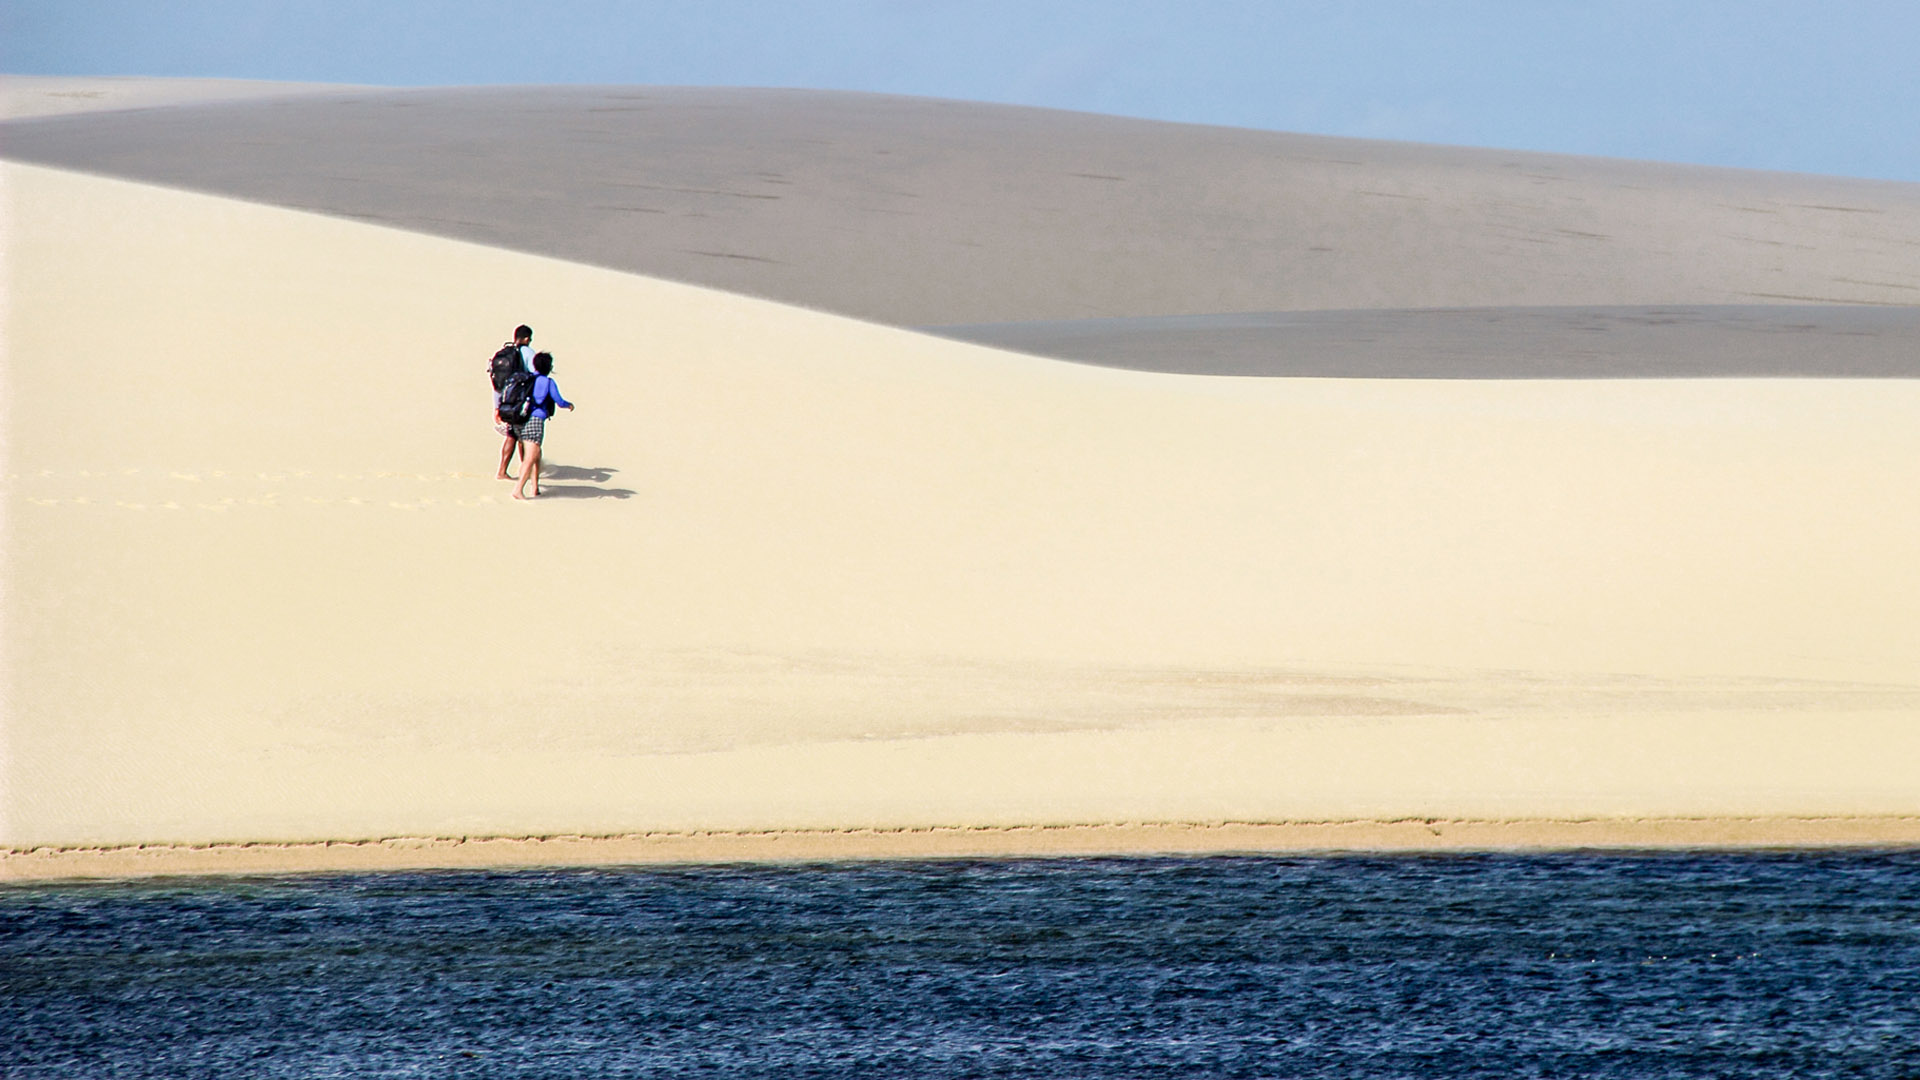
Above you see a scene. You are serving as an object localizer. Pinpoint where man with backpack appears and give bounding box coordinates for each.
[489,325,536,480]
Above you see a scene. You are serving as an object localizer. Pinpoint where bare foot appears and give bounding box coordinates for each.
[497,472,513,481]
[513,490,532,500]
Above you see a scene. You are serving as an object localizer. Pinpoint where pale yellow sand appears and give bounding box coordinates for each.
[4,163,1918,865]
[0,75,374,121]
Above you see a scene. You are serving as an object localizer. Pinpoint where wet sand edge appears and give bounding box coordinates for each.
[8,817,1918,882]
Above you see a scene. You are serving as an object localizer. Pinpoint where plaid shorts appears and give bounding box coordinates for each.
[513,416,545,444]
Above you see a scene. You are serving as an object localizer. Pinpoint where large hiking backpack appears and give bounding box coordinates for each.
[489,344,525,393]
[497,370,538,427]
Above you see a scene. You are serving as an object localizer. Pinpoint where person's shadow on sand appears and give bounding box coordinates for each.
[531,464,636,500]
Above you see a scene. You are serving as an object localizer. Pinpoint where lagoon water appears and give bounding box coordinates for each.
[4,853,1917,1077]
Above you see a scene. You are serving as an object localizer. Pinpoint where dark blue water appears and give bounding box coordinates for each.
[4,853,1917,1078]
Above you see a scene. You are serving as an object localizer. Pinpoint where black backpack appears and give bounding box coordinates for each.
[497,370,537,426]
[489,345,524,393]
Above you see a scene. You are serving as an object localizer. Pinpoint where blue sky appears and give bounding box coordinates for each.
[5,1,1917,181]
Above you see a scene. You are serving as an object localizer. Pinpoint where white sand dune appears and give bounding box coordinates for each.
[5,159,1918,866]
[0,75,379,121]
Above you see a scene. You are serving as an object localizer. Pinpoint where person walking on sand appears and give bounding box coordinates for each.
[490,325,537,480]
[513,351,576,501]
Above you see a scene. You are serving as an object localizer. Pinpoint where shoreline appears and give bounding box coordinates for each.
[8,817,1919,883]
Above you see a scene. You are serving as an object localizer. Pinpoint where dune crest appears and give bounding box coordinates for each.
[0,75,380,121]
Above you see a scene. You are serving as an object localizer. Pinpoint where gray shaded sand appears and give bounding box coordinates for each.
[6,85,1918,376]
[934,306,1920,378]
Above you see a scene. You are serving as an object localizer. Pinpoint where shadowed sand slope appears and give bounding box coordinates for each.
[936,306,1920,378]
[5,163,1919,855]
[5,85,1920,346]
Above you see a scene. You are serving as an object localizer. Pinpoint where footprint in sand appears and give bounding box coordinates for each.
[170,472,202,482]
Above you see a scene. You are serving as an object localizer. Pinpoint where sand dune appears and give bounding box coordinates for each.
[4,155,1917,868]
[4,83,1919,871]
[937,305,1920,378]
[0,75,379,121]
[6,86,1919,341]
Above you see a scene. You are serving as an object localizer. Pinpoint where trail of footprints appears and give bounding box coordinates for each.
[10,468,517,512]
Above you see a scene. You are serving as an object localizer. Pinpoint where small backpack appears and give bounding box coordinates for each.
[489,345,524,393]
[497,370,538,426]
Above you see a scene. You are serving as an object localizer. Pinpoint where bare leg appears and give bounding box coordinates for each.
[513,440,543,499]
[496,431,518,480]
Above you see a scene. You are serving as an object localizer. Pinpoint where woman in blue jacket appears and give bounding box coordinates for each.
[513,351,576,501]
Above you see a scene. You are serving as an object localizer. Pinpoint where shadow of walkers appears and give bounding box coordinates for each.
[542,464,618,483]
[533,464,636,500]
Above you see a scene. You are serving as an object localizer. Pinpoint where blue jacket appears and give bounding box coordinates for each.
[531,375,572,419]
